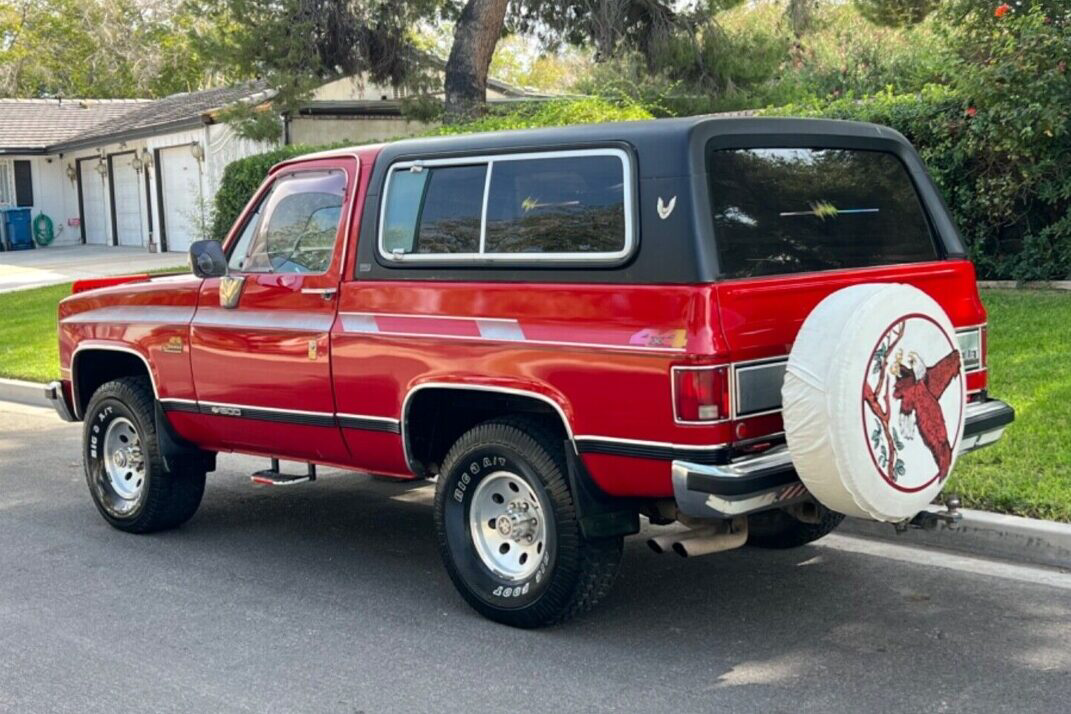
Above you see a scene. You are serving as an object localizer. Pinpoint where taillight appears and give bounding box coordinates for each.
[956,326,986,372]
[672,366,730,423]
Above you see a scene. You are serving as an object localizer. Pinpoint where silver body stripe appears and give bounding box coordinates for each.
[339,313,379,334]
[193,308,334,332]
[337,312,682,353]
[62,306,195,325]
[476,318,525,341]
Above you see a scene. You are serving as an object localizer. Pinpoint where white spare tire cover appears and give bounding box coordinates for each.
[782,284,966,522]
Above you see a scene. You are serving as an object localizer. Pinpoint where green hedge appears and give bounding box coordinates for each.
[210,99,652,242]
[767,5,1071,281]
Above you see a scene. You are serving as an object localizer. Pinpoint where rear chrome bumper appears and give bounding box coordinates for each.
[959,397,1015,453]
[672,397,1015,520]
[45,381,76,422]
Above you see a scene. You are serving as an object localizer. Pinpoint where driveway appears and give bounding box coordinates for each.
[1,400,1069,713]
[0,244,185,293]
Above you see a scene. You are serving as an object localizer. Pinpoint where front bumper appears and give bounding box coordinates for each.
[46,381,77,422]
[672,397,1015,520]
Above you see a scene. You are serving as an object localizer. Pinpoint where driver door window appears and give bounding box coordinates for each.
[231,170,346,274]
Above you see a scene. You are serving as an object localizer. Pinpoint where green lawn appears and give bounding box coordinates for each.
[0,266,186,383]
[0,282,1068,520]
[949,290,1071,522]
[0,282,71,383]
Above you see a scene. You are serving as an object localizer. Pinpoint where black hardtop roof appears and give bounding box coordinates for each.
[347,112,961,284]
[371,115,912,179]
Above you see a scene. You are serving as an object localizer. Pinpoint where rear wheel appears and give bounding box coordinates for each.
[747,504,844,549]
[434,417,623,628]
[83,377,205,533]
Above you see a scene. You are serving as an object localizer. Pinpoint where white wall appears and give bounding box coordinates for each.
[288,116,435,146]
[204,123,275,199]
[0,154,90,247]
[311,75,513,102]
[142,124,275,250]
[18,124,275,252]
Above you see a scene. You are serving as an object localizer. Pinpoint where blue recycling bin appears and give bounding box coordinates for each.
[1,208,34,251]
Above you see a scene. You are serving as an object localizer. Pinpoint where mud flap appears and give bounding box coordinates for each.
[155,402,216,474]
[564,441,640,539]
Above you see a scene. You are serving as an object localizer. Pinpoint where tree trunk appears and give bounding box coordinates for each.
[444,0,509,124]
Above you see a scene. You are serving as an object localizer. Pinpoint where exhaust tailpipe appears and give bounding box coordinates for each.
[647,517,748,557]
[646,517,748,558]
[671,523,748,557]
[647,526,719,554]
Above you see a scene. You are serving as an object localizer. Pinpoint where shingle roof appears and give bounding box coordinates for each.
[52,82,273,150]
[0,99,152,152]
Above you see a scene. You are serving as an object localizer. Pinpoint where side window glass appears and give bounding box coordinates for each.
[484,155,626,254]
[382,164,486,256]
[240,170,347,274]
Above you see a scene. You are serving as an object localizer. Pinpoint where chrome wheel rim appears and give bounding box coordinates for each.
[469,471,547,581]
[102,417,145,506]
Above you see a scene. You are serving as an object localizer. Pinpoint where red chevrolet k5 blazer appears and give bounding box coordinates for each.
[48,117,1014,627]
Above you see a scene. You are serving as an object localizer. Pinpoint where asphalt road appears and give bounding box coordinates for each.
[1,401,1069,713]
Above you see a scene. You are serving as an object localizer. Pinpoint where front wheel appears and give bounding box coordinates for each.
[434,417,622,628]
[83,377,205,533]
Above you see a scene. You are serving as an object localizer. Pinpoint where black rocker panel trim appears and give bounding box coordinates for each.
[158,400,200,414]
[576,439,730,465]
[336,415,402,433]
[162,400,403,434]
[197,404,337,427]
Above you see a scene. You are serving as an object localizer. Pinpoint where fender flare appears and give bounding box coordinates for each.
[401,381,638,538]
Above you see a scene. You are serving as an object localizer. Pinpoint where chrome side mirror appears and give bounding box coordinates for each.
[189,240,228,279]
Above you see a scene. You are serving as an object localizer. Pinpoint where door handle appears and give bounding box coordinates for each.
[301,288,338,300]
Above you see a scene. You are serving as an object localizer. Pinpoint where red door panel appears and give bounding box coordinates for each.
[187,158,359,464]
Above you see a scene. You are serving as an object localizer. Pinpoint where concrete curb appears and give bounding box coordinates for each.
[0,377,50,409]
[842,508,1071,572]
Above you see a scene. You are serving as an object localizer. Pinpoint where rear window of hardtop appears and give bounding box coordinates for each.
[706,146,939,278]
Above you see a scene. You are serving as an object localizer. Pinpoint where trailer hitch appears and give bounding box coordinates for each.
[896,493,962,533]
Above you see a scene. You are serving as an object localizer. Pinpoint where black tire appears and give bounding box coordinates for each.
[747,504,844,549]
[434,417,623,628]
[83,377,205,533]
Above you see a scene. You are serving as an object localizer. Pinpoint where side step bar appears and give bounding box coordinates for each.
[251,459,317,486]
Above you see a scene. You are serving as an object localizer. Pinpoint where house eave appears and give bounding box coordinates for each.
[0,147,47,155]
[48,115,207,153]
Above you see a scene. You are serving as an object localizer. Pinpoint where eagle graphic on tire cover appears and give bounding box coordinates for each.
[861,314,964,493]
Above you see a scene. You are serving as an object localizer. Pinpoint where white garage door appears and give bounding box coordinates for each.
[79,161,109,245]
[158,146,202,253]
[111,157,143,246]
